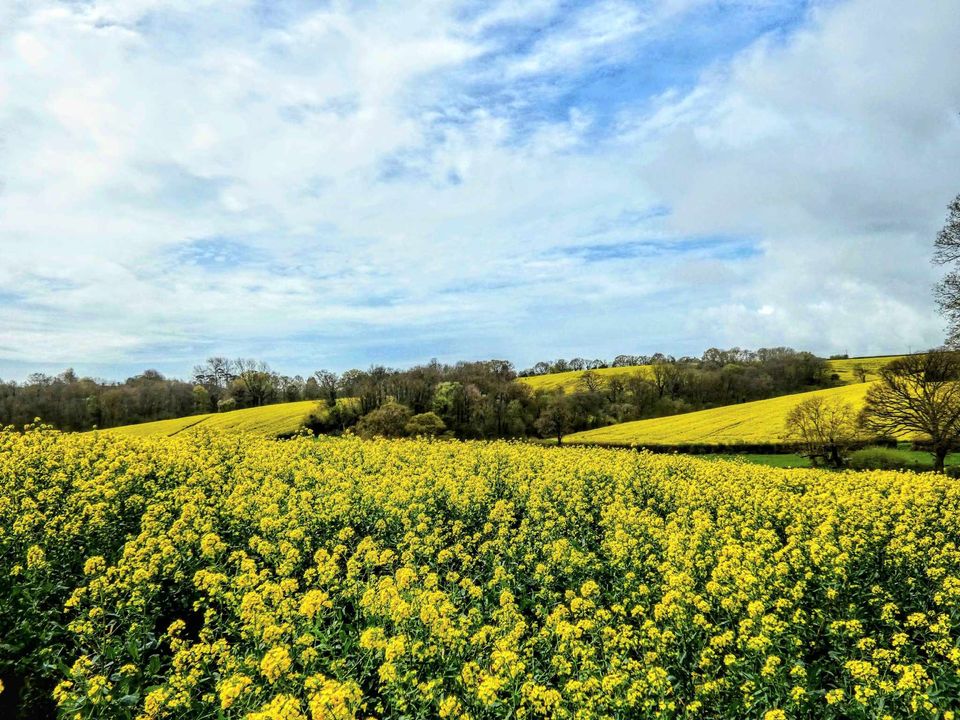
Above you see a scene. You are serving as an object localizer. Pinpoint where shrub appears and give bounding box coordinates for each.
[217,396,237,412]
[355,401,412,438]
[847,447,923,471]
[404,411,445,437]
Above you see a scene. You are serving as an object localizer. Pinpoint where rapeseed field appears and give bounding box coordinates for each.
[518,356,900,395]
[566,383,877,446]
[106,400,355,439]
[2,428,959,718]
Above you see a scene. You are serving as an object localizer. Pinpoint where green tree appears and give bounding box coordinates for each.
[535,396,574,445]
[356,401,412,438]
[405,411,446,437]
[192,385,210,414]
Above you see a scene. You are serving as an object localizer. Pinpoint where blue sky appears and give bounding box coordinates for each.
[1,0,958,380]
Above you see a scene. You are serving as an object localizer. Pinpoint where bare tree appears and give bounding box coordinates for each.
[651,362,669,398]
[193,357,235,389]
[651,361,684,399]
[191,357,236,411]
[784,396,861,468]
[934,194,960,345]
[577,370,605,393]
[313,370,339,407]
[859,351,960,472]
[234,359,276,407]
[851,363,869,383]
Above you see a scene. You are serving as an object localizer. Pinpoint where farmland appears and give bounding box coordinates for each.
[519,365,653,393]
[519,355,901,394]
[5,428,960,718]
[106,400,352,439]
[565,382,877,446]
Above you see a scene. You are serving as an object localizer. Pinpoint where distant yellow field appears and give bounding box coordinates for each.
[106,400,324,438]
[519,354,902,394]
[823,355,902,383]
[519,365,652,392]
[564,382,896,446]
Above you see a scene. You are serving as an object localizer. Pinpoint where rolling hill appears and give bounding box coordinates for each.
[105,400,326,438]
[563,382,891,446]
[518,354,901,394]
[105,356,905,445]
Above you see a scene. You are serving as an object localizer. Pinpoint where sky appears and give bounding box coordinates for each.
[1,0,958,381]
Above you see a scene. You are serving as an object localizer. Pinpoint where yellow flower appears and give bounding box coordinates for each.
[439,695,462,718]
[825,688,845,704]
[26,545,47,569]
[299,590,331,619]
[83,556,106,575]
[247,694,306,720]
[261,646,293,684]
[219,674,252,710]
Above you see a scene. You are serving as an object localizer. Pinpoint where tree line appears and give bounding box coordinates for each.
[1,347,835,437]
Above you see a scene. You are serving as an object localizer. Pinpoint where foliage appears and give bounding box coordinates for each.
[533,395,574,443]
[355,401,412,438]
[2,353,902,447]
[4,430,960,718]
[847,447,929,472]
[519,353,899,395]
[404,412,446,437]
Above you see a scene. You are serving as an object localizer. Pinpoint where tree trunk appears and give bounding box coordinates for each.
[829,445,843,469]
[557,432,563,446]
[934,446,949,474]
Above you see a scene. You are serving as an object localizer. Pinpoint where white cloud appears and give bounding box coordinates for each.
[0,0,957,377]
[631,0,960,354]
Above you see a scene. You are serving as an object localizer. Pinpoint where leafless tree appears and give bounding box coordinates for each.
[651,361,683,399]
[859,351,960,472]
[193,357,235,388]
[234,359,275,407]
[851,363,869,383]
[313,370,339,407]
[785,396,861,468]
[577,370,605,393]
[933,194,960,345]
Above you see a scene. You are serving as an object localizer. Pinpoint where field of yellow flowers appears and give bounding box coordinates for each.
[3,427,960,719]
[565,383,876,446]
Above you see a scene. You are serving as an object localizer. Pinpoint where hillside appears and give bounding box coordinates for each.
[519,365,652,392]
[103,356,905,443]
[824,355,903,383]
[564,382,888,446]
[518,354,901,394]
[105,399,324,438]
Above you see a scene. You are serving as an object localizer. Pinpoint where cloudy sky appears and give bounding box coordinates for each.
[1,0,958,380]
